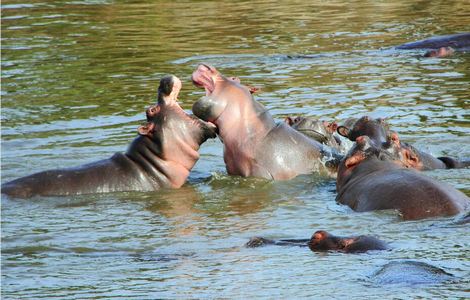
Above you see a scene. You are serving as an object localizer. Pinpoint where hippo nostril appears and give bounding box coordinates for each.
[146,105,161,119]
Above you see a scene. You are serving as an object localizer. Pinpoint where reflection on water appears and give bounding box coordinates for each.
[1,0,469,299]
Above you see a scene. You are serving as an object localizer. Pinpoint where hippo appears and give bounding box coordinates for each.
[336,116,389,148]
[1,75,217,198]
[372,261,455,285]
[396,33,470,50]
[396,32,470,57]
[191,64,341,180]
[285,116,359,155]
[336,135,470,220]
[246,230,389,253]
[337,116,470,170]
[284,117,341,149]
[307,230,389,252]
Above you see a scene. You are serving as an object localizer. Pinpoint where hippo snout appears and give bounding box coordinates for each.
[192,64,217,93]
[192,96,216,122]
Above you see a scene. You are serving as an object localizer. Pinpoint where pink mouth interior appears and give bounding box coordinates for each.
[192,65,215,96]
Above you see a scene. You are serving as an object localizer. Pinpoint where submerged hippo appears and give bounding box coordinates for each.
[396,33,470,50]
[1,75,216,198]
[372,261,455,285]
[191,64,341,180]
[246,230,388,253]
[336,136,470,220]
[396,32,470,57]
[337,116,469,170]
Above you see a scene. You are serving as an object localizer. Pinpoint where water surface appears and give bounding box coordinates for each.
[2,1,469,299]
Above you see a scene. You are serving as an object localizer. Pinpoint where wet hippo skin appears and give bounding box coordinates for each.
[1,76,216,198]
[336,136,470,220]
[191,64,342,180]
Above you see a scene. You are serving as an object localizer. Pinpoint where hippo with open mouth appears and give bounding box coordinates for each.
[191,64,342,180]
[2,75,216,198]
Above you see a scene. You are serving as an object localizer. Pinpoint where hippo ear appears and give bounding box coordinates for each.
[345,153,365,169]
[146,105,160,120]
[285,117,294,126]
[403,149,419,168]
[337,126,350,137]
[138,122,156,136]
[389,132,400,146]
[328,122,338,133]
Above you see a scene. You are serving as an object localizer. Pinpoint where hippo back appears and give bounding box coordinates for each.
[396,33,470,50]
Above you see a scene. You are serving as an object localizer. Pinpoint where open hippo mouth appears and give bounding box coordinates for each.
[151,74,218,137]
[192,64,216,96]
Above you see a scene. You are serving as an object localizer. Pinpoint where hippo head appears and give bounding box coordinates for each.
[138,75,217,147]
[285,116,339,146]
[191,64,253,125]
[383,131,422,170]
[337,135,395,188]
[308,230,343,251]
[337,116,389,148]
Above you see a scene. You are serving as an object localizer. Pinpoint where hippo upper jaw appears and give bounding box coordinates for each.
[192,64,218,96]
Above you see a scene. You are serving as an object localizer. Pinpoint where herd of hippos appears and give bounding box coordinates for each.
[2,32,470,283]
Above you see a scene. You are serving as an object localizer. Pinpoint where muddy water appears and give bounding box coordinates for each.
[1,1,469,298]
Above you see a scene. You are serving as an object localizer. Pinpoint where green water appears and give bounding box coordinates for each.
[1,1,469,298]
